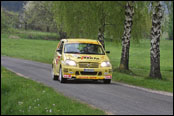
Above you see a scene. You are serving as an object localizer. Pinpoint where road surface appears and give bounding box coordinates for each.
[1,56,173,115]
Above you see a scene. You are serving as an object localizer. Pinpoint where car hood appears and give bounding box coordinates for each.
[64,54,110,63]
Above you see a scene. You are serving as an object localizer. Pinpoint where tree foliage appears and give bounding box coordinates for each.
[131,2,152,40]
[1,8,20,31]
[22,1,57,32]
[51,1,151,42]
[159,1,173,40]
[166,1,173,40]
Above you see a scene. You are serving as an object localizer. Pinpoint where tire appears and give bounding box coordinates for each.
[103,79,111,84]
[59,67,66,83]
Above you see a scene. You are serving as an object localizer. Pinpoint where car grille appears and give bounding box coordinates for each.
[79,62,99,68]
[80,72,97,75]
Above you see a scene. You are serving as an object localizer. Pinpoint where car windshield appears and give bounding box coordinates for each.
[64,43,105,55]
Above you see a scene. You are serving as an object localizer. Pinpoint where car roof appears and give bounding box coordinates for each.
[61,38,100,45]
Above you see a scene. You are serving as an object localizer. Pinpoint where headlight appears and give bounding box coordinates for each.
[65,60,76,66]
[101,61,111,67]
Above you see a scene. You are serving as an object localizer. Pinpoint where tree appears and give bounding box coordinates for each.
[131,2,152,40]
[119,2,134,70]
[1,8,20,31]
[22,1,57,32]
[160,1,173,40]
[168,12,173,40]
[97,3,106,49]
[149,1,163,79]
[51,2,125,43]
[1,8,9,30]
[166,1,173,40]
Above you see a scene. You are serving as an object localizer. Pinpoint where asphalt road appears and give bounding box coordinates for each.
[1,56,173,115]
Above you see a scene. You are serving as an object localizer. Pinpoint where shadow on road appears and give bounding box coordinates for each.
[54,79,119,85]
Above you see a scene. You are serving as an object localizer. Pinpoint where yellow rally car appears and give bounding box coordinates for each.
[52,39,112,84]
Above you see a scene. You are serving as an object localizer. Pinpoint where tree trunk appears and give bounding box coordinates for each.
[98,10,105,50]
[149,2,163,79]
[58,24,67,39]
[98,27,105,50]
[46,26,50,32]
[24,21,27,30]
[119,2,134,70]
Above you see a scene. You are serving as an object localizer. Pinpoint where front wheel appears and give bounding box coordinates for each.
[103,79,111,84]
[59,67,66,83]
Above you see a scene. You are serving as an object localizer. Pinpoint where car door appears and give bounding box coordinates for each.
[54,41,64,75]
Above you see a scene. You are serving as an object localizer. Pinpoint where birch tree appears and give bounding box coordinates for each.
[119,2,134,70]
[149,1,163,79]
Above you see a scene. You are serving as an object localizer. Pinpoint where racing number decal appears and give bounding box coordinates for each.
[56,56,61,65]
[56,59,59,65]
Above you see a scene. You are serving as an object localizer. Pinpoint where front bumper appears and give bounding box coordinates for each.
[62,66,112,80]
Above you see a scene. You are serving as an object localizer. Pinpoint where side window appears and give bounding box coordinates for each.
[55,41,64,56]
[59,41,64,51]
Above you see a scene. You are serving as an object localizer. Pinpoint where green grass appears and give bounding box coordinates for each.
[1,33,57,63]
[1,30,173,92]
[1,66,105,115]
[2,28,59,40]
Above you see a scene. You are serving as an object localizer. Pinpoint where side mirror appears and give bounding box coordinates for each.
[106,51,110,54]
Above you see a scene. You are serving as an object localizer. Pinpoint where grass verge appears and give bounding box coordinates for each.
[1,66,105,115]
[2,28,59,40]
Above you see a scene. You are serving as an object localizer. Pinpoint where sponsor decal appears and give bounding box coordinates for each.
[56,56,61,65]
[64,75,72,78]
[77,56,99,60]
[79,76,88,79]
[56,59,59,64]
[90,77,96,79]
[79,76,96,79]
